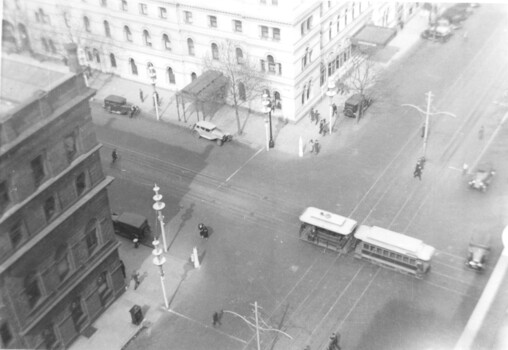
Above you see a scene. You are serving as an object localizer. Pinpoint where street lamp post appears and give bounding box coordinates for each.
[326,78,337,135]
[152,184,167,252]
[148,65,160,121]
[152,238,169,309]
[262,92,275,148]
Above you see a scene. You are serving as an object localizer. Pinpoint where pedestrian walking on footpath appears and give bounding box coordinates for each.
[139,88,144,102]
[132,271,141,290]
[119,260,126,279]
[314,140,320,155]
[323,121,329,135]
[478,125,484,140]
[332,103,337,117]
[111,149,118,164]
[328,332,341,350]
[133,235,140,248]
[129,105,136,118]
[309,139,315,153]
[314,111,320,125]
[310,108,315,123]
[319,119,325,135]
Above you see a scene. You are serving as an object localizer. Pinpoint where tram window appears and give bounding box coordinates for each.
[383,250,389,257]
[409,259,416,265]
[376,248,383,254]
[396,254,403,261]
[390,252,395,258]
[403,256,409,263]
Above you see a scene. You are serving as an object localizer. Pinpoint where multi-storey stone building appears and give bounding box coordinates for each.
[2,0,420,121]
[0,56,125,349]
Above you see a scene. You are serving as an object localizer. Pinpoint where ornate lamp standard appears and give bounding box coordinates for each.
[262,92,275,149]
[325,78,337,135]
[152,238,169,309]
[148,64,160,121]
[152,184,167,252]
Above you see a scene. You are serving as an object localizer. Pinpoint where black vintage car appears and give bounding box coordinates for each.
[112,212,151,242]
[343,94,372,118]
[103,95,136,115]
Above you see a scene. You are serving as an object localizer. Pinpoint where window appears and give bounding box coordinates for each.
[24,273,41,309]
[0,181,9,213]
[211,43,219,60]
[233,20,242,32]
[191,72,197,81]
[260,26,268,38]
[337,14,342,32]
[104,20,111,37]
[267,55,275,73]
[64,132,77,162]
[124,25,132,41]
[159,7,167,18]
[272,27,280,40]
[83,16,90,32]
[75,172,86,196]
[162,34,171,50]
[121,0,127,11]
[167,67,175,84]
[238,82,246,101]
[143,29,152,46]
[344,9,349,26]
[184,11,193,23]
[55,245,70,281]
[85,219,98,256]
[307,16,313,30]
[187,38,194,56]
[320,63,326,86]
[8,220,24,248]
[70,297,86,331]
[110,53,117,67]
[236,48,243,64]
[328,21,332,40]
[44,196,56,221]
[97,271,111,305]
[93,48,100,63]
[274,91,281,109]
[100,0,107,7]
[139,3,147,15]
[300,16,313,36]
[129,58,138,75]
[209,15,217,28]
[0,323,12,347]
[31,155,45,187]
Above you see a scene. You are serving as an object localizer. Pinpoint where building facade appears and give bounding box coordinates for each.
[2,0,420,121]
[0,59,125,348]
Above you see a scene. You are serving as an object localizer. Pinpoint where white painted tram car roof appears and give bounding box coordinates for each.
[299,207,358,236]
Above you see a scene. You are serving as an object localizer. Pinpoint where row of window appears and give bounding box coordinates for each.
[362,243,417,266]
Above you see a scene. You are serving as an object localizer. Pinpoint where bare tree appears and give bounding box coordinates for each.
[203,40,266,135]
[342,47,382,123]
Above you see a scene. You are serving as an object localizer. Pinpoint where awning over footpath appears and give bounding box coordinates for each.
[351,25,397,48]
[179,70,228,102]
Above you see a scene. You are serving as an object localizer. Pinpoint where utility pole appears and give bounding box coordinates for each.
[403,91,456,159]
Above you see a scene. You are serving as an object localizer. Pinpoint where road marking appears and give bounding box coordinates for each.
[421,279,473,298]
[221,147,263,186]
[168,309,248,344]
[340,269,380,327]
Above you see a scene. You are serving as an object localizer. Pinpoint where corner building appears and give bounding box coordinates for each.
[0,60,125,348]
[2,0,419,121]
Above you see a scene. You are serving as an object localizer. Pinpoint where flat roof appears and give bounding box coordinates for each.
[299,207,357,235]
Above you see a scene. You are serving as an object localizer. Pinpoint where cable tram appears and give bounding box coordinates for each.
[299,207,358,253]
[354,225,435,278]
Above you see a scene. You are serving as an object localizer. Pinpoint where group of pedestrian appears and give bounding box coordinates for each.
[309,139,321,155]
[212,310,224,327]
[328,332,341,350]
[310,108,320,125]
[319,119,330,136]
[199,223,209,239]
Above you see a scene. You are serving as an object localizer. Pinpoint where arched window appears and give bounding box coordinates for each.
[41,37,49,51]
[48,39,56,53]
[344,9,349,26]
[211,43,219,60]
[143,29,151,46]
[301,84,306,105]
[337,15,342,32]
[238,82,246,101]
[129,58,138,75]
[124,25,132,42]
[236,48,244,64]
[109,53,116,67]
[307,79,311,99]
[274,91,282,109]
[187,38,195,56]
[93,48,100,63]
[83,16,90,32]
[167,67,175,84]
[104,20,111,37]
[328,21,332,40]
[267,55,275,73]
[162,34,171,51]
[55,244,70,282]
[24,272,41,309]
[84,219,98,256]
[191,72,197,81]
[85,47,92,61]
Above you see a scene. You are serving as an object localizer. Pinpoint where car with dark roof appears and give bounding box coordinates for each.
[191,121,233,146]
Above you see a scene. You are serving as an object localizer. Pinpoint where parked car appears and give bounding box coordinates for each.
[343,94,372,118]
[421,26,453,42]
[103,95,136,115]
[112,212,151,241]
[191,121,233,146]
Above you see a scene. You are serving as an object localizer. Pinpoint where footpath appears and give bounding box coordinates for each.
[66,11,430,350]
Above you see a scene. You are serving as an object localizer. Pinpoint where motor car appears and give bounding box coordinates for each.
[112,212,151,241]
[103,95,136,115]
[466,232,490,271]
[343,94,372,118]
[420,26,453,42]
[192,121,233,146]
[436,17,462,30]
[468,164,495,192]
